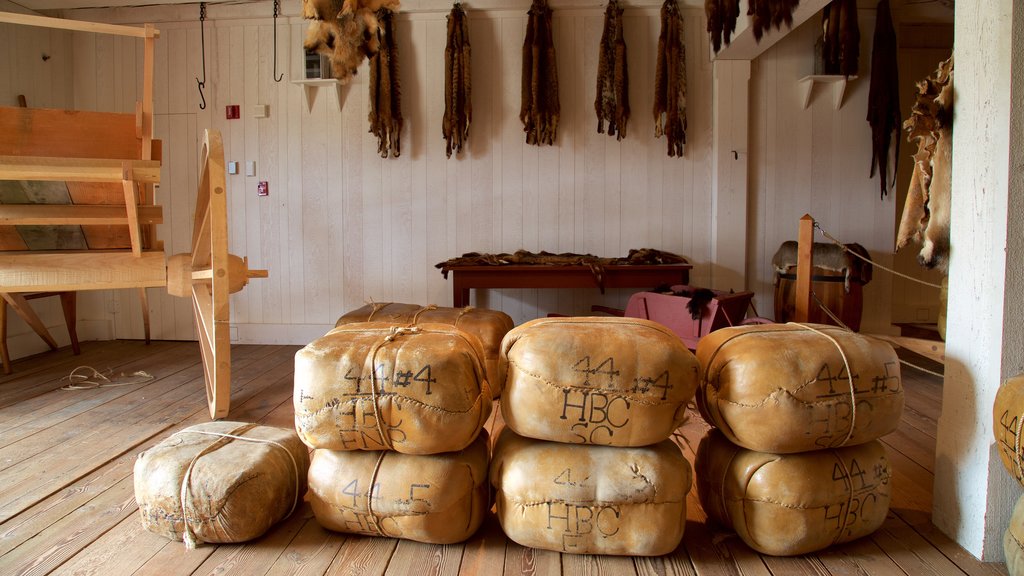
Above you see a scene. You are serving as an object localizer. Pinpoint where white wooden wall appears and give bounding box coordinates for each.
[3,2,908,351]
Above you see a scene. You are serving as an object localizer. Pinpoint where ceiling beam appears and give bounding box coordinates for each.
[713,0,830,61]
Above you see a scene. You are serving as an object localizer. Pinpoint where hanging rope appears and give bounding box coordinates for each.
[272,0,284,82]
[196,2,207,110]
[812,220,942,289]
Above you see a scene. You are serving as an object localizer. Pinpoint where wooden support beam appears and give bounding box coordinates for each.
[0,12,159,38]
[794,214,815,322]
[0,205,162,225]
[0,156,160,183]
[0,251,167,292]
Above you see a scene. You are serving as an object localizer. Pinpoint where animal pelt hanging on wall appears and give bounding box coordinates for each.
[520,0,560,146]
[866,0,899,199]
[897,56,953,272]
[747,0,799,43]
[821,0,859,76]
[301,0,400,83]
[653,0,686,158]
[443,3,472,158]
[705,0,739,54]
[595,0,629,140]
[368,9,403,158]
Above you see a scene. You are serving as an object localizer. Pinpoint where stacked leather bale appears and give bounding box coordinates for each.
[491,316,699,555]
[992,373,1024,575]
[694,323,904,556]
[294,319,495,544]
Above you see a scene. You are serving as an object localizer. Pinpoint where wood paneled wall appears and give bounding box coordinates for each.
[2,3,907,352]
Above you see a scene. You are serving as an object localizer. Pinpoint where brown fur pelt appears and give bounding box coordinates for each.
[746,0,799,43]
[866,0,899,199]
[595,0,629,140]
[520,0,560,146]
[302,0,399,20]
[302,0,400,83]
[443,3,472,158]
[771,240,873,293]
[653,0,686,157]
[705,0,740,54]
[897,56,953,271]
[436,248,688,278]
[821,0,859,76]
[368,9,402,158]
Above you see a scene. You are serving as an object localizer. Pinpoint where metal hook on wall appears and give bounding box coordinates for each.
[196,2,208,109]
[272,0,284,82]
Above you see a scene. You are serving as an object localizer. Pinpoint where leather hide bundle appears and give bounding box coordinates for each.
[696,429,891,556]
[992,373,1024,486]
[499,316,698,446]
[595,0,629,140]
[897,56,953,272]
[490,428,690,555]
[696,323,903,453]
[653,0,687,157]
[301,0,401,83]
[309,431,489,544]
[443,3,472,158]
[1006,494,1024,576]
[294,322,492,454]
[521,0,560,146]
[334,302,513,395]
[369,8,403,158]
[134,422,310,548]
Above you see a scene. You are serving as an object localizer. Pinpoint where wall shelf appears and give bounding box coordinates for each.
[292,78,351,112]
[798,75,857,110]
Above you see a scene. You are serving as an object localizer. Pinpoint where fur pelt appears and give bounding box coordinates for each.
[821,0,859,76]
[746,0,799,43]
[302,0,399,20]
[521,0,559,146]
[443,3,472,158]
[435,249,689,287]
[368,9,403,158]
[653,0,686,157]
[866,0,899,199]
[595,0,629,140]
[705,0,740,54]
[771,240,873,293]
[897,56,953,272]
[301,0,399,83]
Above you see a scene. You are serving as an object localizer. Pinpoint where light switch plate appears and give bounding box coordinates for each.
[253,104,269,118]
[246,161,256,177]
[227,161,239,175]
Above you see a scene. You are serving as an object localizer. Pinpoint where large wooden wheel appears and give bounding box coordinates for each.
[168,130,266,419]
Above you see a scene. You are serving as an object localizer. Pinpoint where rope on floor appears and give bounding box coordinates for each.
[60,366,155,390]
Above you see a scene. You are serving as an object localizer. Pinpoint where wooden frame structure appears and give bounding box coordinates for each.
[0,13,264,419]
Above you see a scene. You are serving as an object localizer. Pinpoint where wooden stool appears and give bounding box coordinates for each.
[0,292,80,375]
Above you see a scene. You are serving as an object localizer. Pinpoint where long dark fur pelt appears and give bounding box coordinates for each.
[867,0,900,199]
[653,0,686,157]
[443,3,472,157]
[368,8,403,158]
[595,0,629,140]
[520,0,559,146]
[684,288,715,320]
[822,0,859,76]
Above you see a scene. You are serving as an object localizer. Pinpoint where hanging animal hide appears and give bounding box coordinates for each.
[705,0,740,54]
[746,0,799,43]
[821,0,859,76]
[301,0,400,83]
[520,0,560,146]
[443,3,472,158]
[595,0,629,140]
[866,0,899,199]
[897,56,953,272]
[653,0,686,157]
[368,9,403,158]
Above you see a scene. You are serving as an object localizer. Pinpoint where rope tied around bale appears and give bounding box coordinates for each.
[367,326,422,450]
[411,304,438,324]
[787,322,858,447]
[171,424,301,550]
[366,451,388,536]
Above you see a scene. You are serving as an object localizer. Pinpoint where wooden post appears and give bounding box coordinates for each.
[794,214,815,322]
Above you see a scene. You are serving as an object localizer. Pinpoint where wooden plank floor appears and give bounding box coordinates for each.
[0,340,1009,576]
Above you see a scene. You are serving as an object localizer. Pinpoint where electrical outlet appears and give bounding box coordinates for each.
[226,105,240,119]
[257,181,269,196]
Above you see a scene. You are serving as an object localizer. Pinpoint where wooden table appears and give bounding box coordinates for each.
[445,264,691,307]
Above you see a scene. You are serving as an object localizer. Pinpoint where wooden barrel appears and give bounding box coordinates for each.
[774,269,864,332]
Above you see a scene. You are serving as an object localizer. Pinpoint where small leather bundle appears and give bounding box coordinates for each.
[696,322,904,453]
[499,316,698,446]
[308,432,489,544]
[490,428,690,555]
[695,429,892,556]
[335,302,513,394]
[294,322,492,454]
[133,422,309,548]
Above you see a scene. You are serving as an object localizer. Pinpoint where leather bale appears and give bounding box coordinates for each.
[695,429,891,556]
[499,316,699,446]
[993,373,1024,486]
[1005,493,1024,576]
[696,323,903,453]
[308,431,489,544]
[295,322,492,454]
[335,302,514,395]
[490,428,690,556]
[133,421,309,547]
